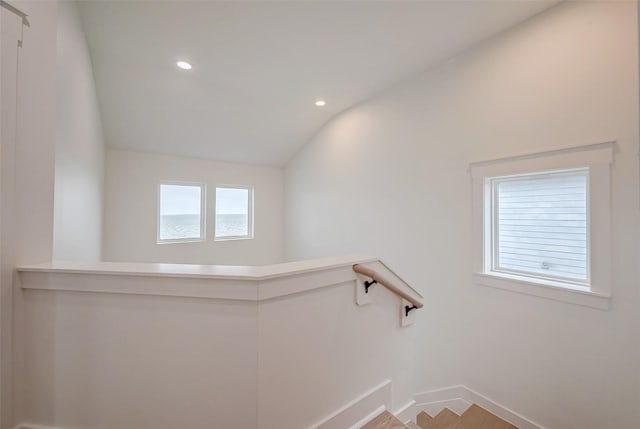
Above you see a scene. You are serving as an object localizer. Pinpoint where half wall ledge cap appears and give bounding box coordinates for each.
[15,253,379,281]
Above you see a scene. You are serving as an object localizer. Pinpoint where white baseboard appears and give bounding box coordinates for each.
[309,379,392,429]
[14,424,63,429]
[418,398,473,418]
[15,383,544,429]
[393,399,417,424]
[348,406,386,429]
[413,385,545,429]
[14,382,393,429]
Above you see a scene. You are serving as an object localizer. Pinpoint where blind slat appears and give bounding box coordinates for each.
[498,253,587,268]
[498,195,585,202]
[498,246,587,260]
[498,257,587,272]
[500,230,586,238]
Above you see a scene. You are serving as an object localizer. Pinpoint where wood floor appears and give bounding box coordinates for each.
[361,404,518,429]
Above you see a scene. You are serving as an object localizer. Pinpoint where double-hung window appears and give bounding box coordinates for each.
[470,143,613,309]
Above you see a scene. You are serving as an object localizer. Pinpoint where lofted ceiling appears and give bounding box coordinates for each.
[78,1,557,166]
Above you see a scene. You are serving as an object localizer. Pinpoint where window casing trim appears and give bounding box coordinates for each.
[470,142,613,309]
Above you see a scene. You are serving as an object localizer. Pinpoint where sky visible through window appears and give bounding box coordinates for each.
[160,184,201,215]
[216,187,249,215]
[216,187,251,238]
[158,184,251,241]
[159,184,202,240]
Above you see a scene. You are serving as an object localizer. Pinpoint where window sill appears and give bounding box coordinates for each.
[472,272,610,310]
[157,238,204,245]
[214,236,254,242]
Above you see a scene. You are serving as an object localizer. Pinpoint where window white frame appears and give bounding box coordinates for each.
[470,142,613,309]
[489,168,591,286]
[157,181,206,244]
[214,184,254,241]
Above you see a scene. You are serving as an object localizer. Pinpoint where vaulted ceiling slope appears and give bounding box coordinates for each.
[79,1,557,166]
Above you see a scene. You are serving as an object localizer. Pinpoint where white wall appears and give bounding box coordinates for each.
[53,0,105,262]
[285,2,640,428]
[12,0,57,267]
[104,149,284,265]
[2,2,59,428]
[1,7,25,429]
[258,273,415,428]
[16,257,415,429]
[21,288,259,429]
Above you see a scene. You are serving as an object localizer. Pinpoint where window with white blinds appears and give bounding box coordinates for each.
[490,169,589,284]
[471,144,612,307]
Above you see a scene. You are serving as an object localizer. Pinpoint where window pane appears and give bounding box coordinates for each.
[216,187,251,238]
[159,184,203,241]
[495,170,588,282]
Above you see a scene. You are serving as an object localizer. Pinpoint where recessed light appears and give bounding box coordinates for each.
[176,61,192,70]
[315,100,326,107]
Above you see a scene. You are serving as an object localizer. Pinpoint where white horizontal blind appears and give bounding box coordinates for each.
[493,169,589,283]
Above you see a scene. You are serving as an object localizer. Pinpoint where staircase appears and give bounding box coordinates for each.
[362,404,518,429]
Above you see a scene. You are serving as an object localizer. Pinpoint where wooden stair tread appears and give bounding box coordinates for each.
[361,410,407,429]
[359,403,519,429]
[457,404,518,429]
[425,408,461,429]
[416,411,433,428]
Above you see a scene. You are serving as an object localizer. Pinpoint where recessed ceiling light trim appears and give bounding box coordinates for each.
[315,100,326,107]
[176,60,192,70]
